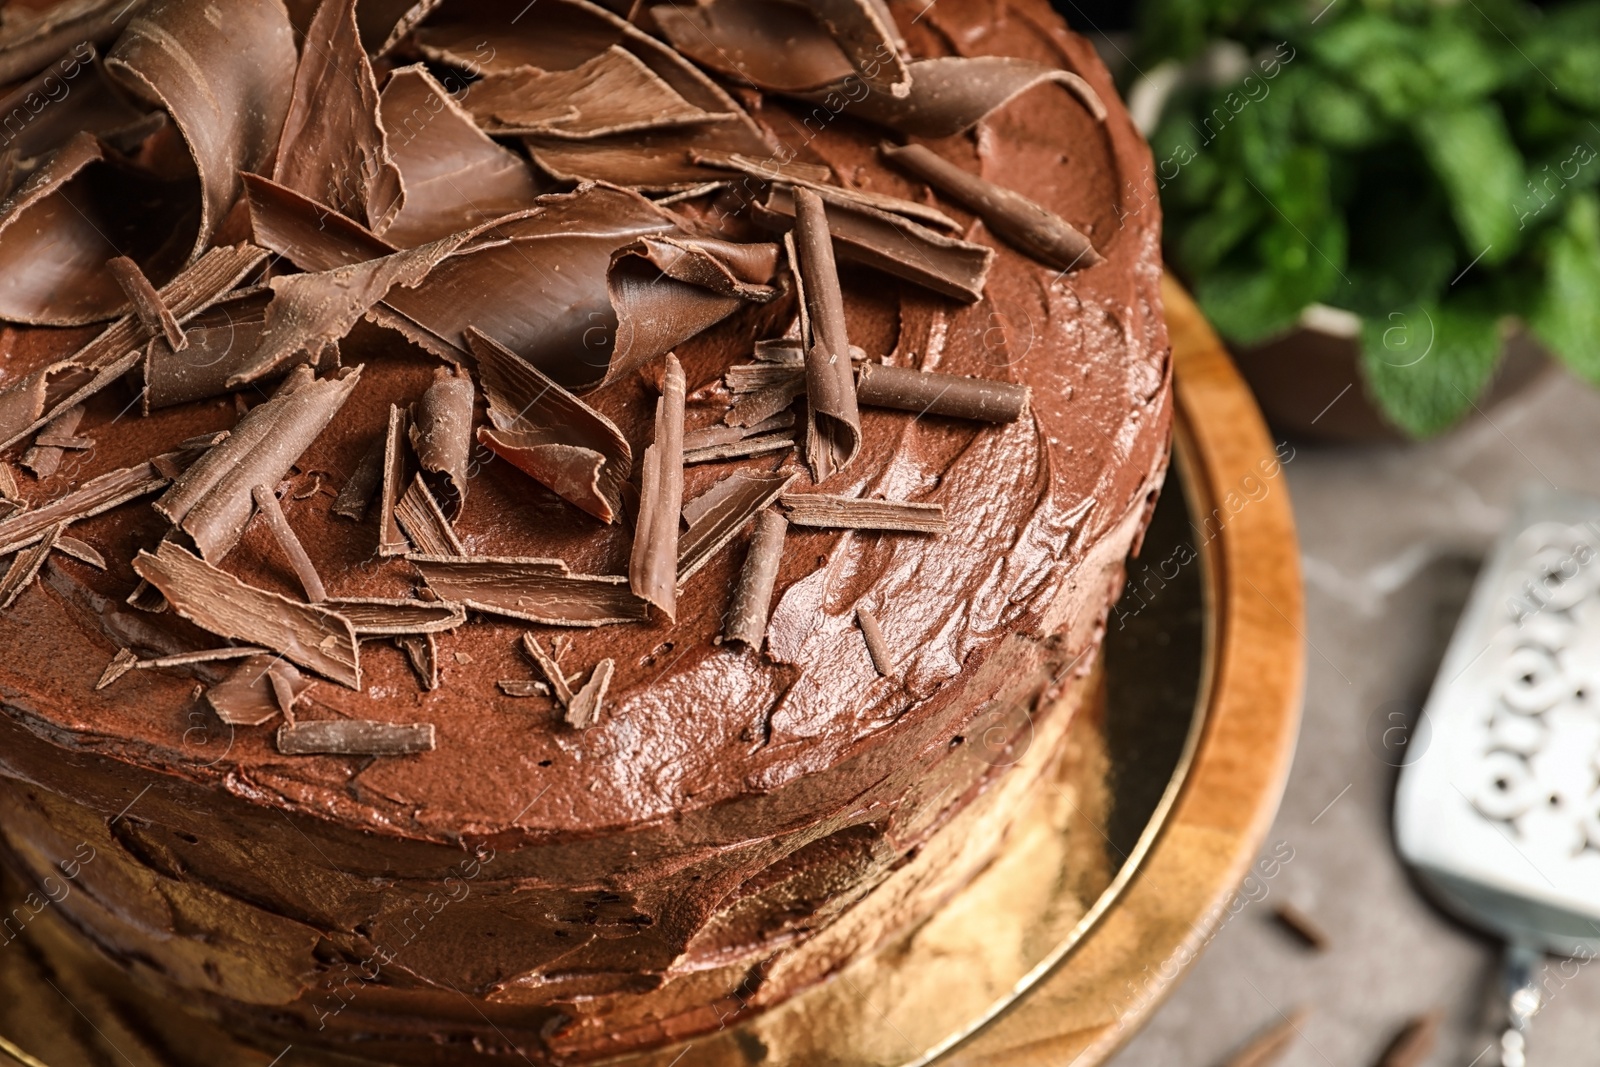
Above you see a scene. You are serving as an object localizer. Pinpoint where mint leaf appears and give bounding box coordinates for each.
[1412,102,1526,264]
[1360,299,1503,437]
[1530,192,1600,382]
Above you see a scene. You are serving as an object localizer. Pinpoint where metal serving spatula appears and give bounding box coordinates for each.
[1396,488,1600,1067]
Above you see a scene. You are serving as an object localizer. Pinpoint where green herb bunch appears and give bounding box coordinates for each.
[1136,0,1600,435]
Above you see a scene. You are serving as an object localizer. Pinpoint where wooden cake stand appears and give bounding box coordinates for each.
[0,277,1303,1067]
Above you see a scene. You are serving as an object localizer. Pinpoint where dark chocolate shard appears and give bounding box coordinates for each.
[0,521,61,609]
[107,256,185,350]
[395,473,466,557]
[395,632,440,690]
[566,658,613,729]
[0,349,138,452]
[855,363,1030,422]
[0,0,142,85]
[0,461,167,556]
[332,433,386,521]
[377,64,542,246]
[803,56,1107,138]
[724,508,786,649]
[780,493,947,534]
[790,189,861,481]
[132,541,361,688]
[754,184,993,303]
[692,150,960,231]
[21,404,87,479]
[277,720,434,756]
[155,368,362,561]
[498,679,550,699]
[251,485,328,602]
[522,633,574,706]
[881,142,1103,273]
[464,46,734,138]
[207,654,311,727]
[141,288,272,411]
[226,232,468,388]
[377,402,410,557]
[679,470,796,584]
[53,534,106,570]
[409,368,473,519]
[856,608,895,678]
[651,0,908,98]
[323,597,466,636]
[629,354,685,619]
[105,0,297,258]
[274,0,404,233]
[0,133,193,326]
[95,647,138,690]
[411,555,648,627]
[469,329,633,525]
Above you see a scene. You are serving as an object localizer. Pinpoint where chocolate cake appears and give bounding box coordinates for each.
[0,0,1170,1062]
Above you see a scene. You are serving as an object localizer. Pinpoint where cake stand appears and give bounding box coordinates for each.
[0,276,1303,1067]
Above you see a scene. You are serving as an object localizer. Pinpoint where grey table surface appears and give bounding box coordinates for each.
[1113,364,1600,1067]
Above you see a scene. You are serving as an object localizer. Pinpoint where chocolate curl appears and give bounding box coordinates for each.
[463,46,735,137]
[105,0,297,258]
[409,368,474,520]
[566,659,614,729]
[323,597,466,636]
[679,470,796,584]
[106,256,185,351]
[0,461,167,556]
[724,509,786,649]
[133,540,360,688]
[753,185,993,303]
[630,354,686,620]
[692,150,960,231]
[376,403,409,557]
[274,0,404,233]
[469,329,633,524]
[790,188,860,482]
[394,474,466,557]
[251,485,327,602]
[0,0,143,85]
[856,608,895,678]
[142,289,272,411]
[0,350,137,451]
[377,64,543,246]
[207,655,311,727]
[780,493,947,534]
[155,368,363,562]
[801,56,1107,138]
[411,555,648,627]
[332,433,385,522]
[0,522,61,609]
[881,142,1104,273]
[277,720,434,756]
[855,363,1030,423]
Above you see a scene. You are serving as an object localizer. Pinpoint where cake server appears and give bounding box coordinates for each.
[1395,488,1600,1067]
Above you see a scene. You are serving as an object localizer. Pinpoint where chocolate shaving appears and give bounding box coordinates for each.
[354,0,440,56]
[251,485,327,602]
[725,367,807,428]
[683,412,794,452]
[679,470,797,583]
[395,633,439,690]
[142,288,272,411]
[21,404,86,479]
[135,647,269,669]
[754,184,993,303]
[0,349,138,451]
[0,460,167,556]
[630,354,685,619]
[95,647,137,690]
[273,0,403,234]
[780,493,947,534]
[803,56,1107,138]
[692,150,960,231]
[0,44,160,165]
[54,535,106,570]
[155,368,362,561]
[790,189,861,481]
[856,608,896,678]
[411,555,648,627]
[107,256,185,351]
[881,142,1104,273]
[855,363,1030,422]
[277,720,434,756]
[395,473,466,557]
[724,508,786,648]
[683,433,794,466]
[464,46,734,138]
[498,679,550,699]
[469,329,633,524]
[377,64,542,246]
[1272,903,1330,952]
[0,521,60,609]
[522,633,575,706]
[377,403,409,557]
[105,0,297,258]
[0,0,142,86]
[207,654,310,727]
[333,433,386,521]
[0,463,17,501]
[323,597,466,636]
[1223,1007,1308,1067]
[132,540,361,688]
[651,0,908,97]
[409,368,473,519]
[566,658,613,729]
[1375,1011,1443,1067]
